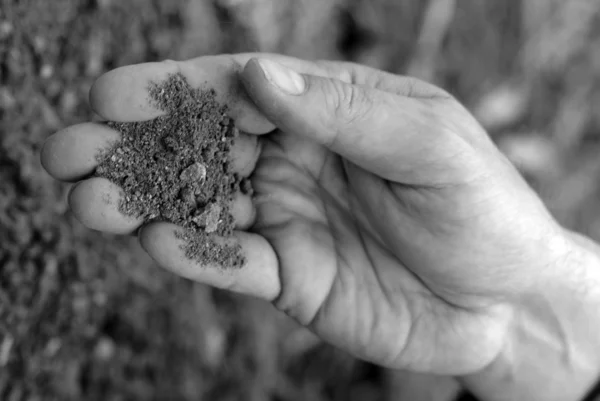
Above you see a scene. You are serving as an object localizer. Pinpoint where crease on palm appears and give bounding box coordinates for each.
[252,131,461,354]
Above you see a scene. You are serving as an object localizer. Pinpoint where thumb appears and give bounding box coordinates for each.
[240,58,477,185]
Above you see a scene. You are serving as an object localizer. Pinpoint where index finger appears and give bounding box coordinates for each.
[91,53,438,134]
[89,54,334,134]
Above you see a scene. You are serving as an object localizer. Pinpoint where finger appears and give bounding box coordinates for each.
[230,191,256,230]
[69,177,254,234]
[89,54,388,133]
[69,177,143,234]
[43,123,259,183]
[139,222,280,300]
[241,58,479,185]
[90,58,274,132]
[41,123,120,182]
[230,132,261,177]
[90,61,178,123]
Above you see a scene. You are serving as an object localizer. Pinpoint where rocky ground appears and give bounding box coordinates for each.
[1,0,600,400]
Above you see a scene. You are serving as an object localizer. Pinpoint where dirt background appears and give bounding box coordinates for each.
[1,0,600,400]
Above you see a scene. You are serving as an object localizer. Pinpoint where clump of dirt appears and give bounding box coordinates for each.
[95,73,245,269]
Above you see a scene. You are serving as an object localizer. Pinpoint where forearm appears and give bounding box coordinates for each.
[461,230,600,401]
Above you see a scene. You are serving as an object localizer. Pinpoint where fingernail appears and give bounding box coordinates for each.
[257,59,305,95]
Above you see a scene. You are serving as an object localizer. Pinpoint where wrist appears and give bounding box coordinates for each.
[462,228,600,401]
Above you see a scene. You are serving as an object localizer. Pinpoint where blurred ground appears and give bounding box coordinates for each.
[1,0,600,400]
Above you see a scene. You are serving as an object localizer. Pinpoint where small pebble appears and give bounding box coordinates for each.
[180,162,206,182]
[204,204,222,233]
[179,186,196,205]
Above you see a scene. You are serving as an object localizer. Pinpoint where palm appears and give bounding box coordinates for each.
[252,130,509,373]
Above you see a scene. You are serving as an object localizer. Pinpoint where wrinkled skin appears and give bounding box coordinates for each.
[42,54,588,389]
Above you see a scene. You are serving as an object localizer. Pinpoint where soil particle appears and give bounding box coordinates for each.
[180,162,206,182]
[193,203,222,233]
[95,73,246,269]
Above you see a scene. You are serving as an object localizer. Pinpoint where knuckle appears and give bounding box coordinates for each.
[161,58,181,72]
[314,60,354,83]
[326,80,374,128]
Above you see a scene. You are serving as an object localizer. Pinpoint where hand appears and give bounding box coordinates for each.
[42,54,600,399]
